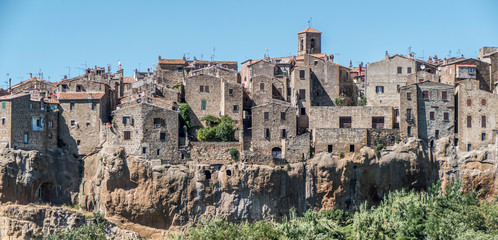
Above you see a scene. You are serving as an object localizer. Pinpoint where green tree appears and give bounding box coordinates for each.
[216,119,236,142]
[334,97,344,106]
[200,115,221,127]
[179,103,192,133]
[358,96,367,106]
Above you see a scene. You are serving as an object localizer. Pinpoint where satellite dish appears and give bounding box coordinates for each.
[420,65,425,70]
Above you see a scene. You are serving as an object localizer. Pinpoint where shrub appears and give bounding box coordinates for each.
[197,126,216,141]
[215,119,236,142]
[229,148,240,161]
[334,97,344,106]
[179,103,192,133]
[200,115,220,127]
[358,96,367,106]
[374,144,385,158]
[44,212,107,240]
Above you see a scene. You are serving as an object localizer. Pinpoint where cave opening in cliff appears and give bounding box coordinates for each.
[38,182,55,203]
[226,169,232,176]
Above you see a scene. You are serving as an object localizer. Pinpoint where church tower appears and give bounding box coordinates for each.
[298,27,322,56]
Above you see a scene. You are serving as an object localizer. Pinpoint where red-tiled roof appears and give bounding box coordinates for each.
[11,78,58,89]
[194,60,237,65]
[0,93,30,100]
[158,59,186,65]
[299,27,321,34]
[123,77,136,84]
[58,92,105,100]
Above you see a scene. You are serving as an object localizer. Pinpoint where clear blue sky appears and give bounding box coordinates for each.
[1,0,497,87]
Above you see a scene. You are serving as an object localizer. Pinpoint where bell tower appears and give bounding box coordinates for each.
[298,27,322,56]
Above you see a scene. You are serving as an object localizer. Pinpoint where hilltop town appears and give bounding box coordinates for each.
[1,27,497,163]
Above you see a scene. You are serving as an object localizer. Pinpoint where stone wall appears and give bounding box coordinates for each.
[185,74,222,128]
[313,128,367,155]
[221,80,244,129]
[309,106,394,129]
[283,132,310,163]
[188,141,242,164]
[367,128,399,147]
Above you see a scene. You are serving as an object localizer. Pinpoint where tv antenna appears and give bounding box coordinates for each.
[65,67,71,78]
[211,48,216,62]
[408,46,412,54]
[308,17,312,27]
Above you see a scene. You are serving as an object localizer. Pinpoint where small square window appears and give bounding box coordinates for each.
[77,140,81,146]
[376,86,384,93]
[233,105,239,113]
[482,133,486,141]
[229,89,233,96]
[467,99,472,106]
[280,129,287,138]
[444,112,449,121]
[205,86,210,93]
[91,102,97,110]
[299,89,306,100]
[142,147,147,154]
[281,112,286,120]
[201,100,206,110]
[467,144,472,151]
[442,91,447,100]
[264,112,269,121]
[300,108,306,115]
[260,82,264,90]
[200,85,204,92]
[481,99,486,106]
[264,128,270,139]
[160,132,166,141]
[430,112,435,120]
[422,91,429,99]
[407,67,412,74]
[299,70,305,79]
[328,145,333,153]
[124,131,131,140]
[349,145,355,152]
[397,67,402,74]
[407,92,412,100]
[70,103,75,111]
[157,149,160,155]
[71,120,76,126]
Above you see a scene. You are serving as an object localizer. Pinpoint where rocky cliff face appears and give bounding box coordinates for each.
[0,137,496,238]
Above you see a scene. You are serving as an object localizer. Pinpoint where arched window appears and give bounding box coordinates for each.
[300,39,304,51]
[272,147,282,158]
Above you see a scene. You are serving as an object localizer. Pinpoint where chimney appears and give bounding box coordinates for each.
[349,60,352,68]
[409,52,414,58]
[147,68,150,73]
[385,51,389,59]
[30,73,32,78]
[64,75,67,79]
[108,65,111,73]
[158,55,162,60]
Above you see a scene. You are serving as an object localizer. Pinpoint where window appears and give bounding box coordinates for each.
[350,144,355,152]
[1,102,5,109]
[264,128,270,139]
[154,118,161,128]
[300,108,306,115]
[36,118,41,127]
[481,99,486,106]
[397,67,402,74]
[264,112,269,121]
[482,116,486,128]
[76,84,83,92]
[157,149,160,155]
[467,99,472,106]
[430,112,435,120]
[229,89,233,96]
[482,133,486,141]
[177,67,182,73]
[123,116,130,125]
[435,130,439,139]
[280,129,287,138]
[287,88,291,96]
[30,103,33,109]
[299,89,306,100]
[376,86,384,93]
[442,91,447,100]
[396,109,399,116]
[77,140,80,146]
[407,92,412,100]
[70,103,75,111]
[407,67,412,74]
[299,70,305,79]
[422,91,429,99]
[205,86,209,92]
[233,105,239,113]
[1,118,5,125]
[142,147,147,154]
[48,133,52,139]
[314,60,318,65]
[328,145,333,153]
[407,109,412,120]
[91,102,97,110]
[160,132,166,141]
[372,117,385,129]
[339,116,352,128]
[467,144,471,151]
[200,85,204,92]
[71,120,76,126]
[146,84,150,89]
[397,85,400,93]
[407,126,412,137]
[444,112,449,121]
[467,116,472,128]
[124,131,131,140]
[281,112,286,120]
[23,133,28,144]
[260,82,264,90]
[468,67,475,73]
[201,100,206,110]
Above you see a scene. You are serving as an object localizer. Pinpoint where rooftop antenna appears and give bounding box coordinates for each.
[138,62,141,72]
[82,61,87,69]
[211,48,216,62]
[38,68,42,79]
[65,67,71,78]
[265,48,270,59]
[308,17,312,27]
[447,50,452,58]
[408,46,412,55]
[456,49,461,57]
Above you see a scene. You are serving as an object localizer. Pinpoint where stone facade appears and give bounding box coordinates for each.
[250,75,287,106]
[297,27,321,56]
[112,99,180,162]
[251,101,297,158]
[58,93,107,155]
[399,81,455,143]
[0,94,58,152]
[313,128,367,155]
[185,74,243,129]
[439,58,491,92]
[190,66,241,84]
[9,78,58,100]
[309,106,395,129]
[188,141,242,164]
[455,80,498,151]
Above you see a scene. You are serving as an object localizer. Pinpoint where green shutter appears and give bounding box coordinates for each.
[1,102,5,109]
[201,100,206,110]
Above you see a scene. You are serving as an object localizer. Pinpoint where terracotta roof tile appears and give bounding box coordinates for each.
[0,93,30,100]
[123,77,136,84]
[299,27,321,34]
[58,92,105,100]
[158,59,186,65]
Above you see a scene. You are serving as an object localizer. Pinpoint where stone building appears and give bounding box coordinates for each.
[60,66,124,98]
[190,65,241,84]
[249,75,288,106]
[112,96,180,162]
[454,79,498,151]
[185,74,243,129]
[58,77,116,116]
[297,27,321,56]
[365,54,437,120]
[439,58,491,92]
[399,81,455,143]
[477,48,498,92]
[0,94,58,152]
[309,106,395,130]
[57,92,108,155]
[156,56,237,83]
[9,77,58,100]
[251,101,297,158]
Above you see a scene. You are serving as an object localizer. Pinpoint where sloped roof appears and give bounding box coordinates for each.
[58,92,105,100]
[0,93,30,100]
[123,77,136,84]
[299,27,321,34]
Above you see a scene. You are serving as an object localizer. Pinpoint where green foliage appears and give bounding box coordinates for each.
[374,144,385,158]
[333,97,344,106]
[172,83,182,89]
[197,115,236,142]
[179,182,498,240]
[44,212,107,240]
[395,135,401,144]
[358,96,367,106]
[197,126,216,141]
[339,152,345,158]
[179,103,192,133]
[229,148,240,161]
[200,115,221,127]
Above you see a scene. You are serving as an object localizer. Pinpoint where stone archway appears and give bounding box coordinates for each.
[272,147,282,159]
